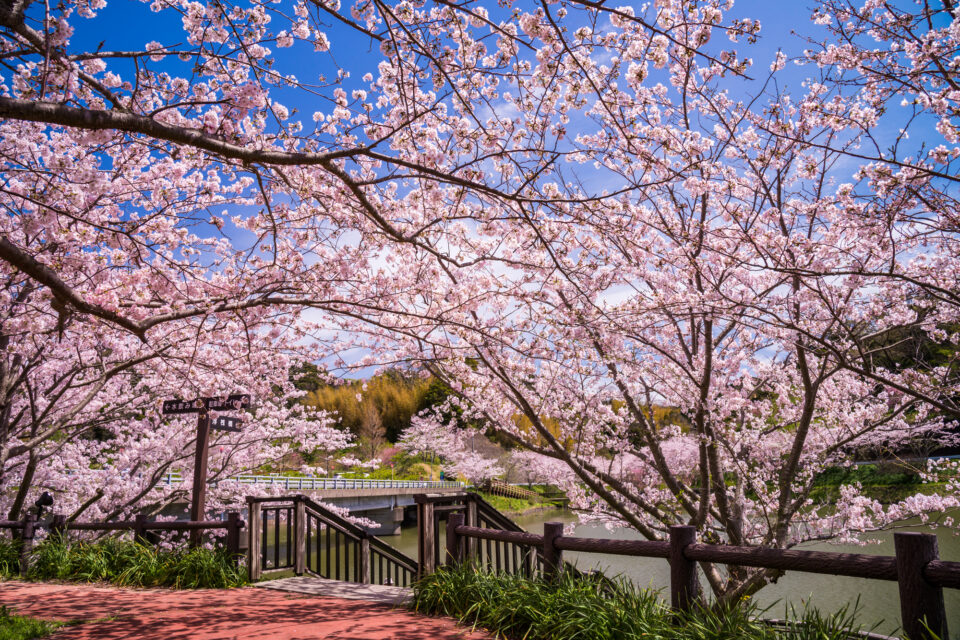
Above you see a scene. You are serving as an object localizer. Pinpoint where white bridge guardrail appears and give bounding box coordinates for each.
[159,473,465,491]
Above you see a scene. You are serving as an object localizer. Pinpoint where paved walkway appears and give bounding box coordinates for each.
[255,576,411,606]
[0,581,489,639]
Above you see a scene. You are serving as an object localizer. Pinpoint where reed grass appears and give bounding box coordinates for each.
[412,565,878,640]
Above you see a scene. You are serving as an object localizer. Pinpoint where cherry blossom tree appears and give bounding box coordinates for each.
[0,277,352,522]
[377,0,960,603]
[0,0,748,521]
[1,0,958,603]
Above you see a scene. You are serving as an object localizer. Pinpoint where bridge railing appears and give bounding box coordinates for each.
[162,473,464,491]
[414,492,563,580]
[246,495,418,587]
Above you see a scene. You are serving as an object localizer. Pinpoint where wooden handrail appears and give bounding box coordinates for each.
[684,543,898,581]
[247,494,418,585]
[454,525,544,547]
[301,496,419,576]
[447,519,959,640]
[450,523,960,587]
[0,516,243,532]
[469,493,525,532]
[556,536,671,559]
[64,519,243,531]
[925,560,960,589]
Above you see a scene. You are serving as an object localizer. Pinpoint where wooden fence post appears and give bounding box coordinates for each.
[543,521,564,580]
[360,536,371,584]
[50,515,67,541]
[895,532,947,640]
[294,497,306,576]
[465,494,478,562]
[225,512,242,562]
[417,499,435,577]
[669,525,699,613]
[446,512,464,566]
[133,514,149,545]
[18,514,36,576]
[247,497,262,582]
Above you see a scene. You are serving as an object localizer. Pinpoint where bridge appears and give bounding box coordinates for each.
[160,474,466,534]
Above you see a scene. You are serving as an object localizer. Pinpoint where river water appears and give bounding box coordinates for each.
[387,509,960,635]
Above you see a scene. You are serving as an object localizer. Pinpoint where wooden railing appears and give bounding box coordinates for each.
[246,495,417,587]
[444,516,960,640]
[162,473,465,491]
[0,512,245,576]
[479,479,542,501]
[414,492,572,579]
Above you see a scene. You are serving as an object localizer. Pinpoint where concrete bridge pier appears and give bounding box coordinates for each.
[360,506,405,536]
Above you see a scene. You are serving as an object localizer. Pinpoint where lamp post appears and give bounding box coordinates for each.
[33,491,53,519]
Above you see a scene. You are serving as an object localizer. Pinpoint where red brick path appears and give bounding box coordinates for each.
[0,581,489,639]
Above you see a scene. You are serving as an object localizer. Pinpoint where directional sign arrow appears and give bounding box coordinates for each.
[162,394,252,415]
[206,394,252,411]
[161,399,205,415]
[211,416,242,432]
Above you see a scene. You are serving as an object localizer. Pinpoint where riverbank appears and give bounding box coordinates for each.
[475,492,559,517]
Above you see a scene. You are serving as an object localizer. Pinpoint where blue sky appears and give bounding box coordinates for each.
[56,1,946,378]
[69,0,824,125]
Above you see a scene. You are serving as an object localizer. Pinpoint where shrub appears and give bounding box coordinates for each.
[412,565,870,640]
[14,535,246,589]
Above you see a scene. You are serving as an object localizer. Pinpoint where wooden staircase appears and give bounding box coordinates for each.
[247,495,418,587]
[415,491,577,578]
[247,491,563,589]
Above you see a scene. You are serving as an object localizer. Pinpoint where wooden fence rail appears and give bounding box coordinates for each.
[246,495,418,587]
[0,512,245,576]
[446,516,959,640]
[416,492,567,579]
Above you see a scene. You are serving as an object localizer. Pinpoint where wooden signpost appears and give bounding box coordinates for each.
[212,416,242,432]
[161,394,251,546]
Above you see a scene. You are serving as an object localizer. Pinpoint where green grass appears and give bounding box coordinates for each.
[813,465,921,488]
[0,606,60,640]
[807,464,959,504]
[412,565,874,640]
[476,492,545,515]
[1,536,246,589]
[0,541,19,577]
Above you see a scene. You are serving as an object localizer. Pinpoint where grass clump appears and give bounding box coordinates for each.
[412,565,870,640]
[0,541,20,578]
[3,535,246,589]
[476,493,544,515]
[0,606,60,640]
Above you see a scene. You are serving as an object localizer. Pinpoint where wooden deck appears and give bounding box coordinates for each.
[255,575,411,605]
